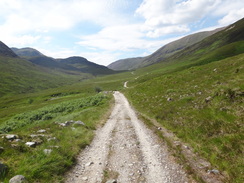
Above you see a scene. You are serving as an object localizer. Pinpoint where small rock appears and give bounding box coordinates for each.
[85,162,94,167]
[43,149,52,155]
[47,137,57,141]
[106,179,117,183]
[183,145,190,149]
[82,177,88,181]
[207,169,220,175]
[158,127,162,130]
[74,121,85,126]
[205,96,212,103]
[167,97,172,102]
[37,129,46,133]
[213,68,217,72]
[25,142,36,147]
[14,139,22,142]
[59,123,68,127]
[6,134,18,140]
[9,175,27,183]
[64,121,72,126]
[30,134,38,138]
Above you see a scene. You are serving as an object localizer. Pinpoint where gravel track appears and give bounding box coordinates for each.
[65,91,188,183]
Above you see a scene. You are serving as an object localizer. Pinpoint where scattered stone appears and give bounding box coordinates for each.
[9,175,27,183]
[14,139,22,142]
[158,127,162,130]
[106,179,117,183]
[205,96,212,103]
[82,176,88,181]
[37,129,46,133]
[213,68,217,72]
[85,162,94,167]
[0,162,8,177]
[74,121,85,126]
[65,121,73,126]
[183,145,190,149]
[47,137,57,141]
[25,142,36,147]
[30,134,38,138]
[59,123,68,127]
[43,149,52,155]
[30,134,45,138]
[207,169,220,175]
[167,97,172,102]
[6,134,18,140]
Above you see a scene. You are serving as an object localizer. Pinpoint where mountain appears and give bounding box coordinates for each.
[0,41,18,57]
[0,43,117,96]
[11,46,117,76]
[108,57,145,71]
[11,47,44,57]
[164,17,244,65]
[57,56,116,75]
[108,27,224,71]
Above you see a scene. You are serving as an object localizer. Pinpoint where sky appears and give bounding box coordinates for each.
[0,0,243,66]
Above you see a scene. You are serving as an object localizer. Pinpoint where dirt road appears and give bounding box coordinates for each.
[65,91,188,183]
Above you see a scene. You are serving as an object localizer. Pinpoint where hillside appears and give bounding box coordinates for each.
[108,57,145,71]
[0,55,83,97]
[0,43,117,97]
[0,41,18,57]
[108,27,223,71]
[124,18,244,183]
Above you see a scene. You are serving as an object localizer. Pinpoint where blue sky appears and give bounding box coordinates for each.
[0,0,243,66]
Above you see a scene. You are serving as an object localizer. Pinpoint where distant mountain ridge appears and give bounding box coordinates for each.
[1,42,117,96]
[11,47,44,57]
[11,47,116,76]
[108,27,224,70]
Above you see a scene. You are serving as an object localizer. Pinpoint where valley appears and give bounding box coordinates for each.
[0,18,243,183]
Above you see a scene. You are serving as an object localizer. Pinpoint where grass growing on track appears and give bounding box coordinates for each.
[125,54,244,183]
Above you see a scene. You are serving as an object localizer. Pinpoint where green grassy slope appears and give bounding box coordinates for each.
[0,56,88,97]
[122,18,244,182]
[108,27,223,71]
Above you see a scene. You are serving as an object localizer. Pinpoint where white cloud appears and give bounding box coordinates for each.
[136,0,221,37]
[218,8,244,26]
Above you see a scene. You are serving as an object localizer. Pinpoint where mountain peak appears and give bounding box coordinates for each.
[11,47,45,57]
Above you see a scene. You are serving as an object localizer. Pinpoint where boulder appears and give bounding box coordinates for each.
[9,175,27,183]
[6,134,18,140]
[25,142,36,147]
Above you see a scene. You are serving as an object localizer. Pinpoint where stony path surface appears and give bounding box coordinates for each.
[65,91,188,183]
